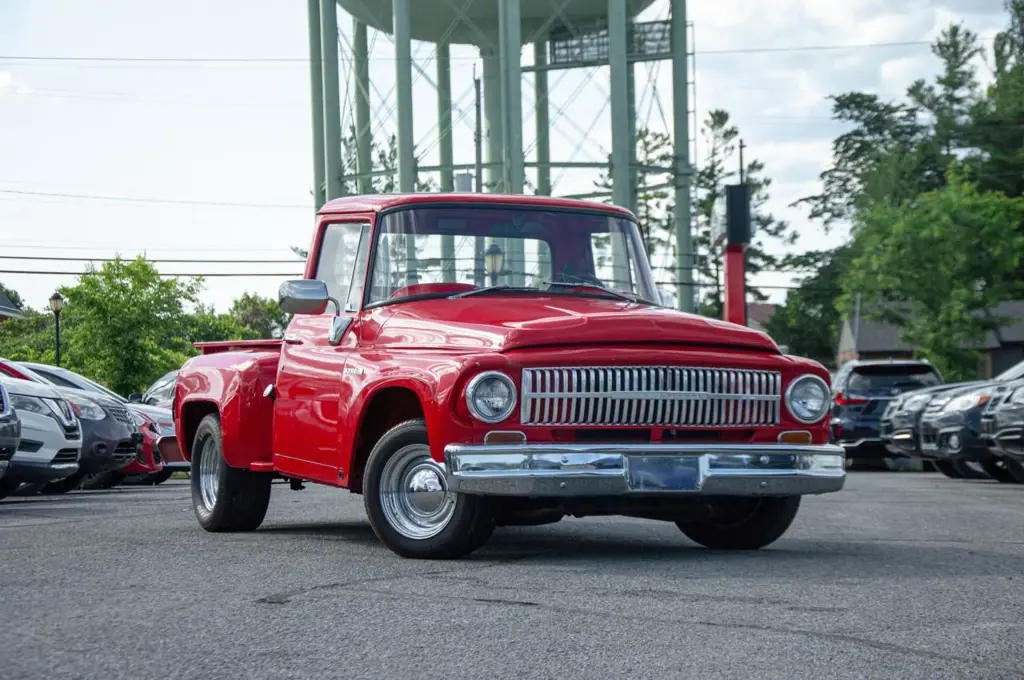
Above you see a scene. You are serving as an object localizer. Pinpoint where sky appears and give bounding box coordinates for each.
[0,0,1011,313]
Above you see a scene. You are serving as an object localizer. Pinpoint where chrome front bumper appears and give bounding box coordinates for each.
[444,443,846,498]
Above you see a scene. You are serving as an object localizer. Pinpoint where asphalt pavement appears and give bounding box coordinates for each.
[2,472,1023,680]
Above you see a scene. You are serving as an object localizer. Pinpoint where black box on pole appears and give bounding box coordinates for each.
[725,183,753,245]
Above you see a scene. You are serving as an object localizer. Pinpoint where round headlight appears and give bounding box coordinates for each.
[785,374,830,424]
[466,371,517,423]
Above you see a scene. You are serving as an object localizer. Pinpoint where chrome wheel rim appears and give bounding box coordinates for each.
[379,444,455,540]
[198,436,221,511]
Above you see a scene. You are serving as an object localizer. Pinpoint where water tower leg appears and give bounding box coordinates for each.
[393,0,416,193]
[608,0,632,288]
[498,0,524,195]
[320,0,343,199]
[481,47,503,194]
[672,0,694,313]
[627,59,637,214]
[437,41,456,281]
[306,0,326,208]
[353,18,373,195]
[533,41,551,197]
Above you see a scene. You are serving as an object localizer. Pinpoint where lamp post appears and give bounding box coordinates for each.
[484,243,504,286]
[48,292,64,367]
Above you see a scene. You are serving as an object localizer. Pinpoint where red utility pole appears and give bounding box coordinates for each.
[719,142,753,327]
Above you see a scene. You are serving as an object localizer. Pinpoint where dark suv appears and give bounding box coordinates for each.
[830,360,944,467]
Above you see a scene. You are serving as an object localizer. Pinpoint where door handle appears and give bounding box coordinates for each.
[283,334,303,345]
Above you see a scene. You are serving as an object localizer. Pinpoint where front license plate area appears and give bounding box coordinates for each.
[626,455,702,492]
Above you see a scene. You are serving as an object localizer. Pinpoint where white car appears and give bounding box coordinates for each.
[0,375,83,500]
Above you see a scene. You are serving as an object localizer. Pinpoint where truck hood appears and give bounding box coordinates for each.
[376,296,781,353]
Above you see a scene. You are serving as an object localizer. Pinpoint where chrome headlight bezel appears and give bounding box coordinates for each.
[465,371,517,424]
[785,374,831,424]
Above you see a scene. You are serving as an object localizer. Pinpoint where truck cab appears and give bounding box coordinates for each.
[173,193,845,559]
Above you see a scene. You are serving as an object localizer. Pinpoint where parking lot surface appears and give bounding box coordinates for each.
[2,473,1023,680]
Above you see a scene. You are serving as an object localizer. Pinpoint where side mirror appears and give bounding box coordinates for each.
[128,393,142,403]
[279,279,332,315]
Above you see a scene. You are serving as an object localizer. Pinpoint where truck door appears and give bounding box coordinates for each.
[272,217,371,485]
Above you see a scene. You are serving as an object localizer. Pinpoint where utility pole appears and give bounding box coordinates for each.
[739,139,746,183]
[474,69,483,193]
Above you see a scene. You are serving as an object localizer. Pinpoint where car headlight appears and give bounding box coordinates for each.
[465,371,517,423]
[130,410,146,428]
[11,394,50,416]
[785,374,830,424]
[66,395,107,420]
[903,395,931,412]
[943,392,990,412]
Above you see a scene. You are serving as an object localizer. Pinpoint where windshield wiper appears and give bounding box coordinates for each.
[544,280,641,303]
[448,285,539,299]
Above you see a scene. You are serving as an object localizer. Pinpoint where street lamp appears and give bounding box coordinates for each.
[48,292,64,367]
[484,243,504,286]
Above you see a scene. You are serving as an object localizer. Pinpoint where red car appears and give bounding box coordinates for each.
[173,194,845,559]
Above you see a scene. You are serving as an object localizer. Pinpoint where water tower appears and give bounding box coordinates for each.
[305,0,697,312]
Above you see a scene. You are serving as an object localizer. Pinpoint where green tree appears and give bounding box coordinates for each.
[57,257,203,394]
[229,292,288,339]
[841,168,1024,380]
[765,247,850,366]
[186,303,260,344]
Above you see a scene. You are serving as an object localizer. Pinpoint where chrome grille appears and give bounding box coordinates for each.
[520,366,782,427]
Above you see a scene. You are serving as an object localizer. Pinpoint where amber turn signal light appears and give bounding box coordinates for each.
[777,430,813,445]
[484,431,527,445]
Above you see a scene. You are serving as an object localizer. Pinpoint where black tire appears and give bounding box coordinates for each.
[38,471,86,495]
[0,479,21,501]
[146,468,175,485]
[190,414,272,532]
[978,458,1019,483]
[80,470,126,491]
[933,460,965,479]
[1003,459,1024,483]
[362,419,494,559]
[676,496,802,550]
[952,460,992,480]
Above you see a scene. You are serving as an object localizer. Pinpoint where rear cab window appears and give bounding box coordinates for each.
[846,364,943,397]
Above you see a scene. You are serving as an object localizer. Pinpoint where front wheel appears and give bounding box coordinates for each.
[676,496,801,550]
[363,420,494,559]
[190,414,273,532]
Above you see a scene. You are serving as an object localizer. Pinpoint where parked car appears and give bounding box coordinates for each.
[830,359,944,469]
[0,375,82,500]
[0,382,20,481]
[983,377,1024,465]
[0,360,140,494]
[918,359,1024,484]
[133,370,178,409]
[13,361,184,484]
[172,193,845,559]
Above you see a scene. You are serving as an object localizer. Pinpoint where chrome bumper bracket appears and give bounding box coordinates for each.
[444,443,846,498]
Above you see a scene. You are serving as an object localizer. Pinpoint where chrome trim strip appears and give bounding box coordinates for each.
[444,442,845,498]
[838,437,882,448]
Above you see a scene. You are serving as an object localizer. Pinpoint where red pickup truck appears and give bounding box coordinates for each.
[173,193,844,559]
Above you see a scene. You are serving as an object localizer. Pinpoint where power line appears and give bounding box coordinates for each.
[0,269,302,277]
[0,188,310,209]
[0,255,301,263]
[0,39,979,65]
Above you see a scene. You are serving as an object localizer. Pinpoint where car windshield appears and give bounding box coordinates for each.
[362,206,659,306]
[846,364,943,397]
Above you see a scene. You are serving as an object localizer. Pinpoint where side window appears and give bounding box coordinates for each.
[314,223,370,312]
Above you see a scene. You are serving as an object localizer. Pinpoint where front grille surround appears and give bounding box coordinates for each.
[520,366,783,428]
[107,405,135,427]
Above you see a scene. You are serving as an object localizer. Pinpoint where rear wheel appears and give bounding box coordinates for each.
[978,458,1020,483]
[363,419,494,559]
[190,414,272,532]
[676,496,801,550]
[38,471,86,495]
[80,470,126,491]
[933,460,964,479]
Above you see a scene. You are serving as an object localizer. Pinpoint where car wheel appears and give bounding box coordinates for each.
[363,419,494,559]
[933,460,965,479]
[190,413,273,532]
[978,458,1020,483]
[676,496,801,550]
[0,479,21,500]
[80,471,126,491]
[995,458,1024,483]
[38,471,86,495]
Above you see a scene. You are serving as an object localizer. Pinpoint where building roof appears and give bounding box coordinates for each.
[746,303,778,332]
[318,192,637,219]
[837,299,1024,355]
[0,292,22,320]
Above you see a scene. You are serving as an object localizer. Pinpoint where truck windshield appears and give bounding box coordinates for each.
[365,206,659,306]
